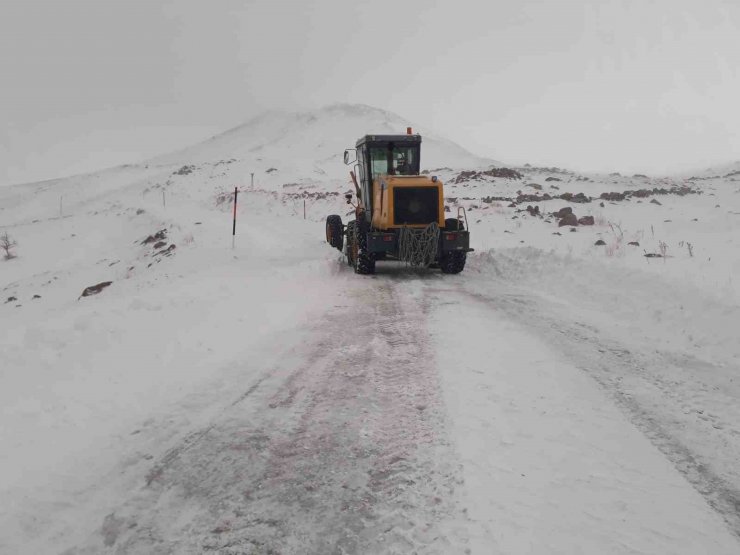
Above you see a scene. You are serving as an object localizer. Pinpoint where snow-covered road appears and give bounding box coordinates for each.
[3,158,740,552]
[50,265,739,554]
[429,279,740,554]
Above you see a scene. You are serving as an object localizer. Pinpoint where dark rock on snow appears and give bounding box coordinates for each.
[80,281,113,298]
[142,230,167,245]
[554,207,573,219]
[558,213,579,227]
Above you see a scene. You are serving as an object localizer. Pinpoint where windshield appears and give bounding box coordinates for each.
[391,146,416,175]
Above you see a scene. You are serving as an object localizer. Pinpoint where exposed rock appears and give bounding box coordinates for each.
[594,239,606,246]
[600,192,626,201]
[283,190,339,201]
[5,296,17,303]
[80,281,113,298]
[516,193,542,204]
[569,192,590,203]
[526,205,541,216]
[485,167,523,179]
[453,170,478,183]
[453,167,523,184]
[545,177,562,182]
[142,229,167,245]
[173,165,195,176]
[628,241,640,246]
[578,215,595,226]
[554,207,573,219]
[154,244,177,257]
[32,294,41,300]
[153,241,167,249]
[526,183,543,190]
[650,199,662,205]
[481,195,511,203]
[558,213,579,227]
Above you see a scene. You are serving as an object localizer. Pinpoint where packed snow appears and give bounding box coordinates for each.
[1,104,739,554]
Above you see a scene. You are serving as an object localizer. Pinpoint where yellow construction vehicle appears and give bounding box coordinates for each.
[325,129,471,274]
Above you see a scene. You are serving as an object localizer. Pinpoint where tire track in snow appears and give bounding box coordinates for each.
[70,279,467,554]
[446,283,740,540]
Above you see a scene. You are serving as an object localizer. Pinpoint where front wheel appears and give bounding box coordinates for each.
[345,220,356,266]
[352,220,375,275]
[326,215,343,251]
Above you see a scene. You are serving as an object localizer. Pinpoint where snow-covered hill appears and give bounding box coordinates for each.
[2,105,740,554]
[151,103,495,181]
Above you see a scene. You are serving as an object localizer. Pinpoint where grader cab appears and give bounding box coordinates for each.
[325,129,471,274]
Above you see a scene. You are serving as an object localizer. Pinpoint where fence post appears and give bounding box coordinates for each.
[232,187,238,248]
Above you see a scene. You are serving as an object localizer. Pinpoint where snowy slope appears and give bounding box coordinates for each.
[151,103,495,181]
[2,106,740,553]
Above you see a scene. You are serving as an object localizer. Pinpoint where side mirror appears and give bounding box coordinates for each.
[343,149,356,165]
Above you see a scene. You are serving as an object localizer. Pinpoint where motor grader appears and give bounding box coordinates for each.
[325,129,471,274]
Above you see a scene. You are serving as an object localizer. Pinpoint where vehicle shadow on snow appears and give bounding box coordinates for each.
[336,259,457,281]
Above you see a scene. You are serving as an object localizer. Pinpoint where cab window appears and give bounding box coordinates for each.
[370,148,387,178]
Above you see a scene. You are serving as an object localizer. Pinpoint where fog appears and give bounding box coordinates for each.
[2,0,738,186]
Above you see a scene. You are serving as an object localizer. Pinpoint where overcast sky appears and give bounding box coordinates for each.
[1,0,739,186]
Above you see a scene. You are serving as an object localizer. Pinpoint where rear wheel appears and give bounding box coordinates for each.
[440,251,466,274]
[440,218,466,274]
[326,215,343,251]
